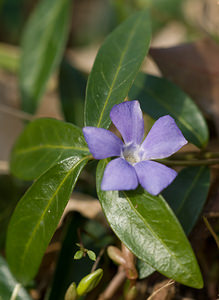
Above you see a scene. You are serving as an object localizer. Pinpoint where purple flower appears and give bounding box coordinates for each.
[83,100,187,195]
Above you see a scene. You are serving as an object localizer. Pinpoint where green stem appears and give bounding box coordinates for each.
[10,283,21,300]
[157,158,219,166]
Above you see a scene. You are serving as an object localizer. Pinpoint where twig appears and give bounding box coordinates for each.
[146,280,175,300]
[0,104,33,121]
[98,267,126,300]
[203,216,219,249]
[10,283,21,300]
[157,158,219,166]
[91,248,105,273]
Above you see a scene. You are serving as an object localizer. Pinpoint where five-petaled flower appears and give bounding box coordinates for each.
[83,100,187,195]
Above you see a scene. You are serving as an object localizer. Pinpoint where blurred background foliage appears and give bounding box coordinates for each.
[0,0,219,299]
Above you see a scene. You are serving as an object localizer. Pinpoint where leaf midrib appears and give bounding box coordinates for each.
[15,144,89,155]
[18,156,88,274]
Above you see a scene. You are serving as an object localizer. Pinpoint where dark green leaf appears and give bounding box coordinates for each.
[129,73,209,148]
[137,259,155,280]
[96,159,203,288]
[0,255,32,300]
[74,250,83,260]
[85,10,151,129]
[20,0,72,113]
[47,215,111,300]
[10,118,90,180]
[163,166,210,235]
[87,250,96,261]
[59,59,86,127]
[6,156,89,284]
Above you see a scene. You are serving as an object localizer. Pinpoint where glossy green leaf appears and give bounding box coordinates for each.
[129,73,209,148]
[0,255,32,300]
[10,118,90,180]
[96,159,203,288]
[137,259,155,280]
[163,166,210,235]
[59,59,86,127]
[85,10,151,129]
[20,0,72,113]
[6,156,89,284]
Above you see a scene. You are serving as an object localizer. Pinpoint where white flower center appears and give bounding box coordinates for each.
[122,143,142,164]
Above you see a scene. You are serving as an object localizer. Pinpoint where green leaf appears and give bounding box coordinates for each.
[74,250,84,260]
[87,250,96,261]
[59,59,86,127]
[137,259,155,280]
[10,118,90,180]
[6,156,89,284]
[0,255,32,300]
[96,159,203,288]
[85,10,151,129]
[129,73,209,148]
[20,0,72,113]
[163,166,210,235]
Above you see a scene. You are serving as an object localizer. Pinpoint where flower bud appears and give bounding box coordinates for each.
[107,246,126,266]
[65,282,78,300]
[76,268,103,296]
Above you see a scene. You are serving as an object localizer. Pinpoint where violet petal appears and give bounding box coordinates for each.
[134,160,177,195]
[141,115,187,159]
[83,127,123,159]
[110,100,144,145]
[101,158,138,190]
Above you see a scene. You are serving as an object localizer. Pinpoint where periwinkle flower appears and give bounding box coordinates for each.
[83,101,187,195]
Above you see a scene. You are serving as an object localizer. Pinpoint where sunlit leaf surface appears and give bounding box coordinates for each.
[6,156,89,284]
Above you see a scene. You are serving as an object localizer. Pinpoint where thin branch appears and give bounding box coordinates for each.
[203,216,219,249]
[146,280,175,300]
[91,248,105,273]
[98,267,126,300]
[0,104,34,121]
[157,158,219,166]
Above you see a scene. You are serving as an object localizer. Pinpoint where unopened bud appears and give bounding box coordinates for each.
[125,286,138,300]
[107,246,126,266]
[65,282,78,300]
[77,268,103,296]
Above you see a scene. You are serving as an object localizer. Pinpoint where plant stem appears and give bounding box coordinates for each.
[203,216,219,249]
[10,283,21,300]
[157,158,219,166]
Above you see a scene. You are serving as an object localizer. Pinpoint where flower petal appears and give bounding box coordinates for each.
[83,127,123,159]
[141,115,187,159]
[110,100,144,145]
[134,161,177,195]
[101,158,138,190]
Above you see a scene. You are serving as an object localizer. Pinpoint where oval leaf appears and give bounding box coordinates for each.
[85,10,151,129]
[0,255,32,300]
[10,118,89,180]
[163,166,210,235]
[20,0,72,113]
[96,159,203,288]
[129,73,209,148]
[6,155,89,284]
